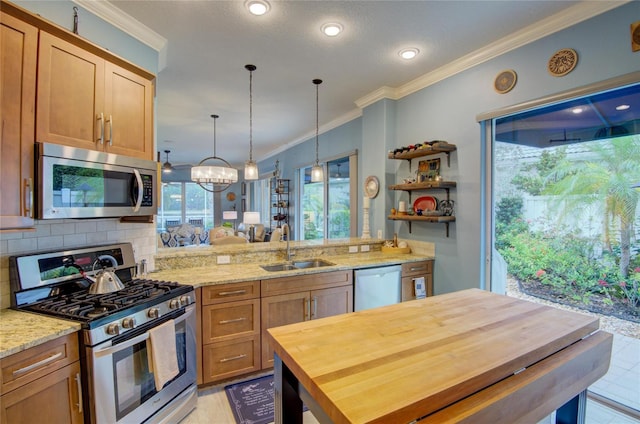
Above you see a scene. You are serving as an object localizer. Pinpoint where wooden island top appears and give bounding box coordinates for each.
[267,288,613,424]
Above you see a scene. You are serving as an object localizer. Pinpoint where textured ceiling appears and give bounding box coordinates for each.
[97,0,618,170]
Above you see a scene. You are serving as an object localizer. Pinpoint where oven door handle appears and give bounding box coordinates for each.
[93,306,194,357]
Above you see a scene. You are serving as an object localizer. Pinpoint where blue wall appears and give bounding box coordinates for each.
[388,2,639,294]
[13,0,158,74]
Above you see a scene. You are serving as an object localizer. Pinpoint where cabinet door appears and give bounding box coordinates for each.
[36,31,105,150]
[0,12,36,230]
[401,274,433,301]
[261,292,308,368]
[312,286,353,319]
[104,62,154,160]
[0,361,83,424]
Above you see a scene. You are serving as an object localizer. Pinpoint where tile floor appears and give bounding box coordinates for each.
[182,334,639,424]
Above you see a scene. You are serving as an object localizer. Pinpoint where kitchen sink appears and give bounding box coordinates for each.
[260,263,298,272]
[260,259,335,272]
[292,259,335,269]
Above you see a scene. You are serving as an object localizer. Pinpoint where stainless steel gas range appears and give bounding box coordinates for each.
[9,243,197,424]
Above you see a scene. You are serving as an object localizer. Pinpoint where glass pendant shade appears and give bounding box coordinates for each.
[244,159,259,181]
[311,163,324,182]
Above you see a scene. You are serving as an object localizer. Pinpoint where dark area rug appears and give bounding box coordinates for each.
[224,374,307,424]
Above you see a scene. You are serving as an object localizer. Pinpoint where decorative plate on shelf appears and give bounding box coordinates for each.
[548,48,578,77]
[364,176,379,198]
[413,196,438,213]
[494,69,517,94]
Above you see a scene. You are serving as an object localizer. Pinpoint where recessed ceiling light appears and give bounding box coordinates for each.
[321,23,343,37]
[571,107,583,114]
[246,0,270,16]
[616,104,630,111]
[399,48,419,60]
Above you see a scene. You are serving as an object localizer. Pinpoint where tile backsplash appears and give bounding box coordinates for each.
[0,219,157,309]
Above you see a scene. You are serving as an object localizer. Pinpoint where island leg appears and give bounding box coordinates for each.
[274,354,303,424]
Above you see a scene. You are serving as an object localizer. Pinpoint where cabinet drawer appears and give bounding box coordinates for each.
[401,260,433,276]
[261,270,352,297]
[202,299,260,343]
[202,336,260,383]
[201,281,260,305]
[1,333,79,395]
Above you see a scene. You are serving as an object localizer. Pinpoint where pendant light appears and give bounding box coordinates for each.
[244,64,259,180]
[162,150,174,173]
[191,114,238,192]
[310,79,324,182]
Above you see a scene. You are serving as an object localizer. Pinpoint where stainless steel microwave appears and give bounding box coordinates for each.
[36,143,157,219]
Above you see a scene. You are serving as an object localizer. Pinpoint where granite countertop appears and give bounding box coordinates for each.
[150,251,432,287]
[0,309,81,359]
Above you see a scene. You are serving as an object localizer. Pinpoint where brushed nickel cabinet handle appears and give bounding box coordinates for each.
[97,113,104,144]
[219,354,247,363]
[218,290,247,296]
[312,296,317,319]
[106,115,113,146]
[219,317,247,324]
[23,178,33,218]
[12,352,63,377]
[75,372,83,413]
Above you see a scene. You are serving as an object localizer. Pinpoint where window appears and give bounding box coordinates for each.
[481,76,640,421]
[157,182,214,231]
[298,155,357,240]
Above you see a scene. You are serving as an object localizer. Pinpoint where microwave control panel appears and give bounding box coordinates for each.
[141,174,154,206]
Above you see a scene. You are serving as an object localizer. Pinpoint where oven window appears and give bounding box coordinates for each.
[52,164,134,207]
[112,319,187,420]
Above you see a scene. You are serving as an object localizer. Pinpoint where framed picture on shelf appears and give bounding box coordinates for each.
[418,158,441,181]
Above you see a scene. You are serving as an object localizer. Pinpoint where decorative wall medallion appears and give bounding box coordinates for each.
[547,48,578,77]
[226,192,236,201]
[632,21,640,52]
[494,69,517,94]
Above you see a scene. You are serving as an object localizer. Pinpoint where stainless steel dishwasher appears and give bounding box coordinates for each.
[353,265,402,311]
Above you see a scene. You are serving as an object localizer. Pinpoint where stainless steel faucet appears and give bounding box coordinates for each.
[281,223,293,262]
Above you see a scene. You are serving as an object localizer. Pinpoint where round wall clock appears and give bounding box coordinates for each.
[548,48,578,77]
[494,69,517,94]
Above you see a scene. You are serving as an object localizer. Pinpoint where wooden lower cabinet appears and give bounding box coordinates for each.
[261,270,353,368]
[401,260,434,301]
[200,282,261,384]
[0,333,83,424]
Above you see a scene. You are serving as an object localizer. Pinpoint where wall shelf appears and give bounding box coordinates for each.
[388,214,455,237]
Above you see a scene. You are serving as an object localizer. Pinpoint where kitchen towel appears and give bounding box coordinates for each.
[414,277,426,299]
[147,319,179,391]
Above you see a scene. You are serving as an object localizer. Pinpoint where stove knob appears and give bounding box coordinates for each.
[180,295,191,306]
[169,299,180,309]
[122,317,136,329]
[106,323,120,336]
[148,308,159,319]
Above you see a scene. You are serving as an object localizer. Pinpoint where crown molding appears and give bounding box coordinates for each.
[355,1,629,109]
[73,0,168,70]
[260,108,363,162]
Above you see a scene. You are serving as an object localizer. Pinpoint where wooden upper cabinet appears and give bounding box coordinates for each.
[0,11,37,230]
[36,31,154,160]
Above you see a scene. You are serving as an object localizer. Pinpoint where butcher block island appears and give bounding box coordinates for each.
[267,288,612,424]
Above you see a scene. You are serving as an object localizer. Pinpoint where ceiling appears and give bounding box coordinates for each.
[83,0,623,172]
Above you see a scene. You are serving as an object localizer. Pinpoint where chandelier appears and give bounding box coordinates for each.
[191,114,238,192]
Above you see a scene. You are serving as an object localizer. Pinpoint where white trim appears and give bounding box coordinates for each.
[356,1,629,109]
[72,0,168,70]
